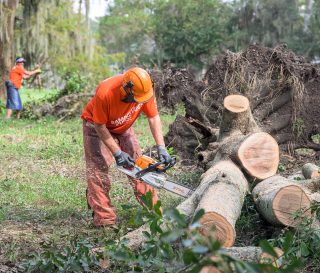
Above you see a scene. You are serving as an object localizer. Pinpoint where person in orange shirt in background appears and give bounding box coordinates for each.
[5,57,41,119]
[81,67,173,228]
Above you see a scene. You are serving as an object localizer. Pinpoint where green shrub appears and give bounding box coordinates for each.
[21,192,304,273]
[60,71,90,95]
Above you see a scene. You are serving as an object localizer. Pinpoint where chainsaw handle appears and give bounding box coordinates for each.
[136,158,176,178]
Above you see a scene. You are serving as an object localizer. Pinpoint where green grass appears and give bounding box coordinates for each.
[0,109,180,265]
[19,88,60,103]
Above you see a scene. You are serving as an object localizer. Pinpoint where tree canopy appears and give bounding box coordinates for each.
[1,0,320,97]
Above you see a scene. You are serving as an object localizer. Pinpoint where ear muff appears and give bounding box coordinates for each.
[124,80,134,90]
[122,80,136,103]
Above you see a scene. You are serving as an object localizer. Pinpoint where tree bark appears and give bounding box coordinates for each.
[0,0,18,98]
[294,177,320,193]
[123,95,280,249]
[197,161,249,247]
[122,161,248,248]
[302,163,319,179]
[252,176,312,226]
[221,246,283,265]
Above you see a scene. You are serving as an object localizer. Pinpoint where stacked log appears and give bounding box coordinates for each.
[124,94,281,248]
[123,94,317,265]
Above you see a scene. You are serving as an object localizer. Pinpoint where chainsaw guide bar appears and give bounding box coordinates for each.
[117,155,194,198]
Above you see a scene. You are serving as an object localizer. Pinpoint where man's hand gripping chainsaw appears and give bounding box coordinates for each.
[117,155,193,198]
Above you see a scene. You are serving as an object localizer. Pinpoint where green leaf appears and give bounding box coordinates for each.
[300,241,310,257]
[183,249,198,265]
[142,231,152,239]
[154,200,162,216]
[140,191,153,210]
[209,240,221,252]
[150,220,162,234]
[161,230,184,242]
[282,232,294,253]
[165,208,187,227]
[259,240,278,258]
[191,245,208,254]
[182,239,193,248]
[191,209,205,224]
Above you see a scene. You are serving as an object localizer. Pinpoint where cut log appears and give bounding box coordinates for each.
[122,161,248,249]
[236,132,279,180]
[215,132,279,180]
[252,176,312,226]
[197,161,249,247]
[215,95,279,179]
[121,171,220,250]
[221,246,283,265]
[224,95,250,113]
[219,95,260,139]
[302,163,319,179]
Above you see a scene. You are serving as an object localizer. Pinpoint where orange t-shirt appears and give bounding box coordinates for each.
[81,74,158,134]
[9,65,26,89]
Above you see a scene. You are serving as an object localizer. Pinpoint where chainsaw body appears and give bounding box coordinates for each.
[117,155,193,198]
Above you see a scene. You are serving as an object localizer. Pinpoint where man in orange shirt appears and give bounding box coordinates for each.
[5,57,41,119]
[81,67,173,228]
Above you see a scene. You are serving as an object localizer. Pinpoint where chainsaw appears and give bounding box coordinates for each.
[117,155,194,198]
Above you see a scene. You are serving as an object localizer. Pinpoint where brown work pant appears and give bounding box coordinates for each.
[83,121,159,226]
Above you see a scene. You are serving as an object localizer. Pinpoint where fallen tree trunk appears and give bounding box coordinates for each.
[124,94,280,248]
[123,161,248,248]
[252,176,312,226]
[221,246,283,264]
[208,95,279,180]
[197,161,249,247]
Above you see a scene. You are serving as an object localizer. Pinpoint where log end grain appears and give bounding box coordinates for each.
[272,185,311,227]
[223,95,249,113]
[199,212,235,247]
[238,132,279,180]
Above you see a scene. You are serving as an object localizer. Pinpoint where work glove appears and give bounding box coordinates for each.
[157,145,173,164]
[35,68,42,74]
[114,150,135,168]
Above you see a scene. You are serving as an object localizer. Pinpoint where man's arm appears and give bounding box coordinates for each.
[23,68,41,79]
[94,123,121,154]
[147,114,165,146]
[94,123,135,167]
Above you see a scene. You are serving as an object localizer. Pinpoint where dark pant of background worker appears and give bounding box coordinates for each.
[5,80,22,119]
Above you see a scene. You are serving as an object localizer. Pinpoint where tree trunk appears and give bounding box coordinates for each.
[252,176,312,226]
[123,95,280,248]
[213,95,279,180]
[0,0,18,98]
[122,161,248,248]
[221,246,283,265]
[197,161,248,247]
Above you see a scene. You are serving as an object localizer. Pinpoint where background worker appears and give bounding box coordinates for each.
[5,57,41,119]
[81,67,173,228]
